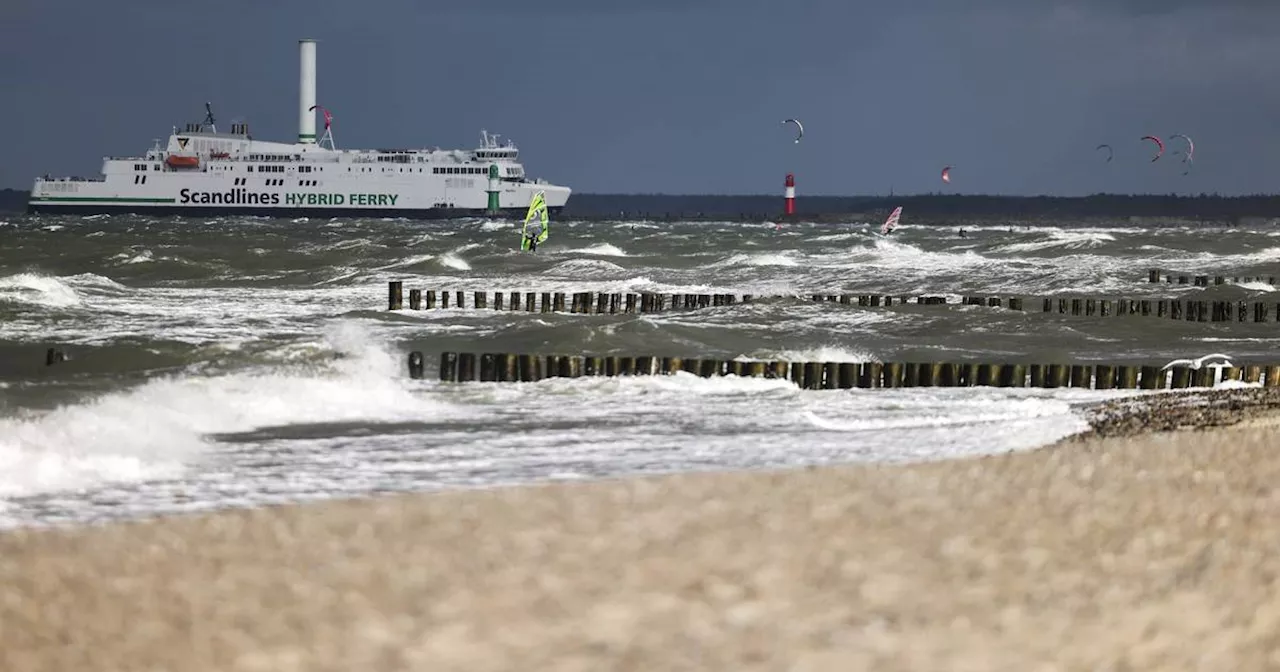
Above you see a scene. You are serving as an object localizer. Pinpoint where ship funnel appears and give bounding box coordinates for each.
[298,39,317,144]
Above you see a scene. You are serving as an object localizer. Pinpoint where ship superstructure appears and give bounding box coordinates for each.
[28,39,571,219]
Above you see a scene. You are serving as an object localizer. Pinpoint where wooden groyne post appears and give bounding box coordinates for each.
[387,283,1280,323]
[419,351,1279,390]
[1147,269,1276,286]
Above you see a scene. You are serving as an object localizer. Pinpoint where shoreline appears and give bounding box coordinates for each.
[1054,385,1280,444]
[4,386,1280,669]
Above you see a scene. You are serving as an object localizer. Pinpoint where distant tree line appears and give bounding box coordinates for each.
[5,187,1280,222]
[0,189,25,212]
[563,193,1280,223]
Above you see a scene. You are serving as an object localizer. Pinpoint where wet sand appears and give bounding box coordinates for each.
[4,388,1280,671]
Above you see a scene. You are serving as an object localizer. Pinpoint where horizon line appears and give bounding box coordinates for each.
[5,186,1280,199]
[566,192,1280,199]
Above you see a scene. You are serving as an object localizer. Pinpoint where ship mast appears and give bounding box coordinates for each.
[203,102,217,134]
[318,122,335,150]
[313,105,336,150]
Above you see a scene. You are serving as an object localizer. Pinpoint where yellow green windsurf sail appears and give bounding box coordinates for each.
[520,191,549,250]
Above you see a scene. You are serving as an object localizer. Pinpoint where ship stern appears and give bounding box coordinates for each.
[26,178,47,214]
[538,183,572,210]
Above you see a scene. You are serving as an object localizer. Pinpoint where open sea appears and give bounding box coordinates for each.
[2,213,1276,528]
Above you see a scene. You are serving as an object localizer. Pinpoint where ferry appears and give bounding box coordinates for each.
[27,39,571,219]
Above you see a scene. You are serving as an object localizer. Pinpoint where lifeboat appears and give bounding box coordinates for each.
[165,155,200,168]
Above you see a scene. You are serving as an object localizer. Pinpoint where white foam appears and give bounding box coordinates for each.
[375,253,436,271]
[749,346,878,363]
[0,273,85,308]
[863,237,992,270]
[997,230,1116,254]
[319,238,381,252]
[1150,246,1280,270]
[1215,379,1261,390]
[438,253,471,271]
[572,243,628,257]
[0,321,456,499]
[718,252,799,267]
[811,232,861,242]
[796,388,1129,460]
[548,259,627,276]
[535,370,797,396]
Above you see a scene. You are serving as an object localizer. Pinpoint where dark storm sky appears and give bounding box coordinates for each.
[3,1,1277,195]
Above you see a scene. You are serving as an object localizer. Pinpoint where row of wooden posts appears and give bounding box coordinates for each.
[388,273,1278,315]
[1039,297,1280,323]
[414,351,1279,390]
[388,282,758,314]
[388,282,1280,323]
[387,281,982,313]
[1147,270,1276,286]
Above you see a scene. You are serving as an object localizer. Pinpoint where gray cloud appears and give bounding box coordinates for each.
[2,0,1278,195]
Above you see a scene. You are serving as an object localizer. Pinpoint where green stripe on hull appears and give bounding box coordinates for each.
[29,196,177,203]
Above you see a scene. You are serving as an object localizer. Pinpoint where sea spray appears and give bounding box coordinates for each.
[0,320,456,499]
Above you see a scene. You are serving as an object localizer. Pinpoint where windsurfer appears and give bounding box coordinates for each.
[525,221,543,252]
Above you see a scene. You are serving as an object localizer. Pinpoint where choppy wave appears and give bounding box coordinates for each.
[717,252,800,267]
[438,253,471,271]
[0,272,127,309]
[0,322,455,500]
[571,243,628,257]
[996,230,1117,253]
[4,214,1280,527]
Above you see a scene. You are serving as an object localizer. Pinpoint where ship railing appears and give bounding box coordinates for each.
[37,176,105,183]
[220,154,342,164]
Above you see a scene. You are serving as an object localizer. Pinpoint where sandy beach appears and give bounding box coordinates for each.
[5,388,1280,671]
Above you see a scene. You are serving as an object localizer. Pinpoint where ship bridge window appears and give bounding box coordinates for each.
[134,163,147,171]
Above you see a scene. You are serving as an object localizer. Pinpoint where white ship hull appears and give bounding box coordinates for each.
[28,39,571,220]
[29,165,570,220]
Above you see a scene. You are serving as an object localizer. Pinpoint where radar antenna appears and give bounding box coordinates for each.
[203,102,217,133]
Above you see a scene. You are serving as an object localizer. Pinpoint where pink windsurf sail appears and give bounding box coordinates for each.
[881,206,902,235]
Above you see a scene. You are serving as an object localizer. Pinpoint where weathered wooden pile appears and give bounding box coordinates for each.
[388,280,1280,323]
[414,351,1275,391]
[1038,297,1280,322]
[1147,269,1276,286]
[389,283,757,313]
